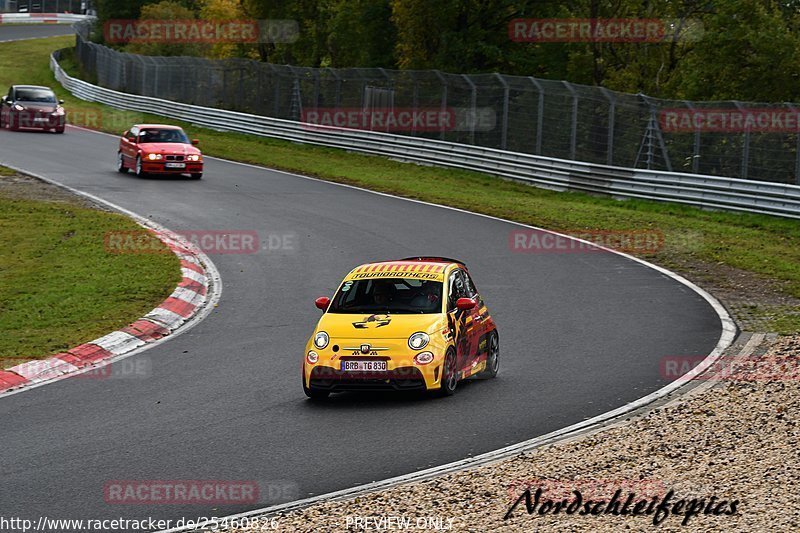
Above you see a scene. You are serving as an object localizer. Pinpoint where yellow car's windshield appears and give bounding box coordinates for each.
[328,277,443,314]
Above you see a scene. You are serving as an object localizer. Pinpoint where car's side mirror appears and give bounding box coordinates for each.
[315,297,330,311]
[191,139,199,145]
[456,297,476,311]
[58,99,64,104]
[1,96,6,104]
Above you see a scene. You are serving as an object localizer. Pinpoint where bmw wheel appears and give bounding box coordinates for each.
[134,155,144,177]
[117,152,128,173]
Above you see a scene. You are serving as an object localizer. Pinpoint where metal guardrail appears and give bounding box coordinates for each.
[50,50,800,219]
[0,13,91,23]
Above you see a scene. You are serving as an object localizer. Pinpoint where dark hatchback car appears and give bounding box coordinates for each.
[0,85,65,133]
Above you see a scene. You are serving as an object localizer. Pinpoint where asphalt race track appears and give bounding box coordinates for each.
[0,23,75,42]
[0,25,723,531]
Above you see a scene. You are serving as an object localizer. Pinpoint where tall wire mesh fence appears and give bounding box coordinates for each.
[72,26,800,185]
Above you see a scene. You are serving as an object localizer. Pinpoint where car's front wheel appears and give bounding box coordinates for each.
[436,347,458,397]
[476,330,499,379]
[134,155,144,177]
[303,382,330,401]
[117,152,128,173]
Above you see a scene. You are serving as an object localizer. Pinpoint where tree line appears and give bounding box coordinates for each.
[92,0,800,102]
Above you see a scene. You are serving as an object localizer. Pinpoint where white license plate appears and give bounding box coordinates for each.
[341,360,387,372]
[33,118,49,122]
[165,162,185,169]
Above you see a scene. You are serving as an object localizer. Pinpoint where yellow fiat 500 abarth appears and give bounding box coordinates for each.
[302,257,499,399]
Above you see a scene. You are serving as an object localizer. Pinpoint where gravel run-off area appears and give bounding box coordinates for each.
[232,334,799,532]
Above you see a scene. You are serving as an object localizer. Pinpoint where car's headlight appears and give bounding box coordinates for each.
[313,331,329,349]
[306,351,319,364]
[52,107,64,115]
[12,104,24,111]
[414,352,434,365]
[188,154,201,161]
[408,332,429,350]
[147,153,162,161]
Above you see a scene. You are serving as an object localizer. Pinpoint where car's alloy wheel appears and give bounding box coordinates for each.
[476,331,499,379]
[437,348,458,396]
[117,152,128,173]
[135,155,144,177]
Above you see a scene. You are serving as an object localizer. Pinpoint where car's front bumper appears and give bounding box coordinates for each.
[304,355,444,392]
[11,112,64,129]
[141,162,203,174]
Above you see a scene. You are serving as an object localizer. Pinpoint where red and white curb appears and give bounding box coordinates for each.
[0,165,221,396]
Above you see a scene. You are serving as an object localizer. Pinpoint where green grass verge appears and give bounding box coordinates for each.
[0,165,180,362]
[3,36,800,334]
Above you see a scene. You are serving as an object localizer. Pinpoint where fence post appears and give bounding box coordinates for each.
[733,101,749,180]
[434,70,448,141]
[599,87,615,165]
[269,65,280,117]
[411,73,419,137]
[786,103,800,185]
[528,77,544,155]
[462,74,477,145]
[562,81,578,160]
[494,73,509,151]
[684,101,701,173]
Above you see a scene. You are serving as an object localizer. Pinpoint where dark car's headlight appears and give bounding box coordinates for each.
[12,104,24,111]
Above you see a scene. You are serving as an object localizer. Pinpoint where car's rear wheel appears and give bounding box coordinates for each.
[436,347,458,397]
[117,152,128,173]
[303,382,330,400]
[476,330,499,379]
[134,155,144,177]
[190,173,202,179]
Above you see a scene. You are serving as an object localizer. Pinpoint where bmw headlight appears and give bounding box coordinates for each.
[12,104,24,111]
[188,154,201,161]
[408,332,429,350]
[313,331,329,349]
[147,153,162,161]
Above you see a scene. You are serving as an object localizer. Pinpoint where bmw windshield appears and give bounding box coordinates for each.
[138,128,191,144]
[328,278,443,314]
